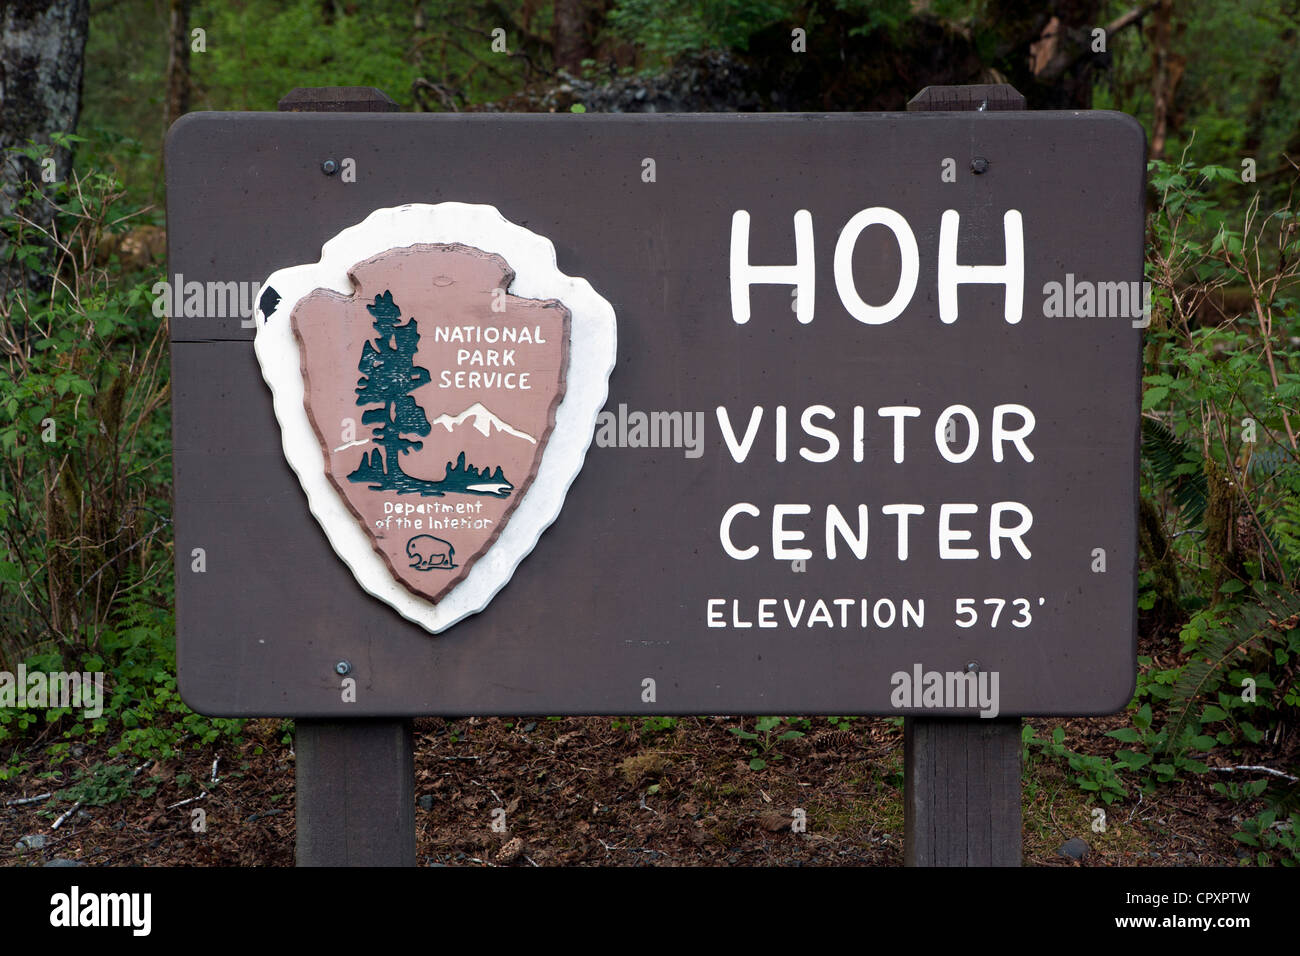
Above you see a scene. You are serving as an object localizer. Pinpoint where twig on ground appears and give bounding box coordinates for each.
[51,802,82,830]
[4,792,52,807]
[166,792,208,810]
[1210,765,1298,782]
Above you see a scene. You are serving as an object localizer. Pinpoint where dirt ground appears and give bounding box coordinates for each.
[1,705,1282,867]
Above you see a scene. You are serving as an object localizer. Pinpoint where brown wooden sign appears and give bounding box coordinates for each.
[167,110,1144,718]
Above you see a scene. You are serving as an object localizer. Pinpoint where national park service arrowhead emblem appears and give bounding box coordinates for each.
[253,204,617,633]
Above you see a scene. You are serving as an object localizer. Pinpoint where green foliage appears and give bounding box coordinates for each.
[189,0,557,110]
[837,0,914,38]
[1133,654,1182,702]
[0,151,170,662]
[1103,700,1209,786]
[1022,724,1128,804]
[1213,776,1270,801]
[607,0,802,63]
[0,583,245,773]
[640,715,679,738]
[1141,416,1209,525]
[1097,0,1300,203]
[1233,808,1300,866]
[729,715,807,770]
[79,0,169,208]
[610,715,679,738]
[1141,155,1300,674]
[53,761,135,807]
[1159,584,1300,758]
[0,148,245,778]
[98,598,245,763]
[606,0,930,66]
[192,0,417,111]
[80,0,551,204]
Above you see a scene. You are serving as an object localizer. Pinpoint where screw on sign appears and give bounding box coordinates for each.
[166,84,1143,866]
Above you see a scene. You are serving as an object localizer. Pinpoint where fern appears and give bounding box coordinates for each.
[1161,585,1300,754]
[1142,415,1209,526]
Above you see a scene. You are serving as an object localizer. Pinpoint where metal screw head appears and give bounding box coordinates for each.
[335,660,351,676]
[321,159,338,176]
[970,157,989,175]
[965,661,980,674]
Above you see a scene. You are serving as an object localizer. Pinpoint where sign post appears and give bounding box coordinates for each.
[904,83,1027,868]
[167,88,1144,867]
[276,87,418,867]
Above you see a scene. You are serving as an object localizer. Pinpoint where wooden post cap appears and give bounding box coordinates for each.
[907,84,1026,111]
[277,87,399,112]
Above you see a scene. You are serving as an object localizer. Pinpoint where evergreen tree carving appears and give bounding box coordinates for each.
[348,291,437,493]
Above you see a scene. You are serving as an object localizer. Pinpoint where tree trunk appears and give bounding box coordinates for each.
[0,0,91,300]
[1147,0,1184,161]
[165,0,191,130]
[552,0,598,75]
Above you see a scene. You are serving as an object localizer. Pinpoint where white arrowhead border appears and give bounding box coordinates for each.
[253,202,617,633]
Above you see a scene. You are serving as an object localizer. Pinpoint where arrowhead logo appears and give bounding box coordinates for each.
[253,204,617,633]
